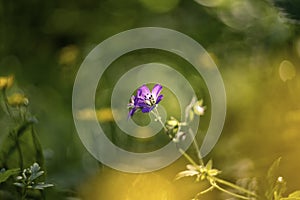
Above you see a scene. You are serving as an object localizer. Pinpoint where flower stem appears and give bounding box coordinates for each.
[14,132,24,170]
[199,185,215,195]
[21,187,27,200]
[152,107,167,132]
[178,148,199,168]
[153,107,202,169]
[2,89,14,119]
[214,177,257,197]
[188,128,204,166]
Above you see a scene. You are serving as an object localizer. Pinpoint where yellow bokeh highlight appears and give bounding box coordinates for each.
[80,169,175,200]
[76,108,116,122]
[58,45,79,65]
[279,60,296,82]
[0,75,14,90]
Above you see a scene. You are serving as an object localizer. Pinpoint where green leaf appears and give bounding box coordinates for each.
[29,171,44,181]
[288,191,300,198]
[30,163,40,174]
[206,160,213,170]
[13,182,25,188]
[267,157,282,184]
[31,127,45,170]
[0,121,33,167]
[0,168,20,183]
[265,157,283,200]
[32,183,54,190]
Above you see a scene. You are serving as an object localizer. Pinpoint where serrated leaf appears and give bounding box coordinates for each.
[0,168,20,183]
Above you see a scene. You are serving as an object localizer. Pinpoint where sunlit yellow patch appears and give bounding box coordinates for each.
[80,168,175,200]
[76,108,116,122]
[96,108,115,122]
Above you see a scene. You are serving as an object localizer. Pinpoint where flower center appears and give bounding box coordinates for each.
[144,93,156,106]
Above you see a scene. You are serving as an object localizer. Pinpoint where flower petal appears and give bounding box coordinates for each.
[156,94,163,104]
[141,106,154,113]
[137,85,150,97]
[151,84,162,98]
[128,107,137,118]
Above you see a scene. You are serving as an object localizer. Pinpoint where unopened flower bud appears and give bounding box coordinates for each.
[193,100,205,116]
[165,117,180,139]
[166,117,179,131]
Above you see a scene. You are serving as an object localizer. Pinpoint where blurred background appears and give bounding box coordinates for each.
[0,0,300,199]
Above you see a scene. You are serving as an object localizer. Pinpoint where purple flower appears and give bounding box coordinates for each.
[128,84,164,118]
[127,95,141,117]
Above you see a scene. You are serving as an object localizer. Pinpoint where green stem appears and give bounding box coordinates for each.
[188,128,204,166]
[178,148,199,168]
[152,107,201,169]
[213,183,251,200]
[31,125,45,170]
[15,136,24,170]
[193,185,215,200]
[21,187,27,200]
[153,107,167,132]
[214,177,257,197]
[199,185,215,195]
[2,89,14,119]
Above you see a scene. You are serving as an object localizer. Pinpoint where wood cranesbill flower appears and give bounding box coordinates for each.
[127,84,164,118]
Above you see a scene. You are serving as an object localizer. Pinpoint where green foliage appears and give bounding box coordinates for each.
[281,191,300,200]
[14,163,53,190]
[0,168,20,184]
[0,77,52,199]
[266,158,285,200]
[264,158,300,200]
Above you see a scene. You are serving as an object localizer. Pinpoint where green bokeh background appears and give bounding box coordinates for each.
[1,0,300,199]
